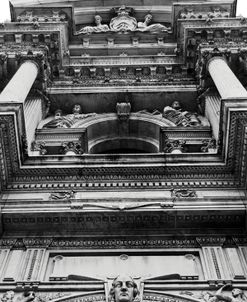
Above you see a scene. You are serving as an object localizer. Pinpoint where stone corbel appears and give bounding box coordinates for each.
[223,29,231,40]
[107,38,114,46]
[103,67,111,76]
[135,67,142,82]
[119,67,127,76]
[194,30,203,41]
[31,141,48,155]
[15,34,22,44]
[241,29,247,40]
[83,37,90,47]
[207,280,232,288]
[181,66,187,75]
[16,282,40,290]
[196,236,226,246]
[157,37,164,45]
[44,34,51,44]
[32,34,39,43]
[131,37,139,46]
[164,139,186,153]
[150,66,157,77]
[89,67,96,78]
[206,29,214,41]
[74,68,81,78]
[201,138,217,153]
[60,141,84,155]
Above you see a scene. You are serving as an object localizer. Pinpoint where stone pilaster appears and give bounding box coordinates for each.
[21,249,46,281]
[201,246,229,280]
[24,98,44,152]
[207,56,247,100]
[224,248,246,279]
[205,95,221,140]
[2,249,24,281]
[0,60,39,103]
[0,248,9,281]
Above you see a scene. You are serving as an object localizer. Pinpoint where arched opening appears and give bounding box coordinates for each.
[90,138,158,154]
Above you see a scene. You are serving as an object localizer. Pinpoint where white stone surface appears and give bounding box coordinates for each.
[208,57,247,100]
[0,61,38,103]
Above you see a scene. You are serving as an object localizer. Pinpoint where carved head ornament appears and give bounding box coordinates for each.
[109,276,139,302]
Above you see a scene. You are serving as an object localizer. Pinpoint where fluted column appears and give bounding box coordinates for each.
[207,56,247,99]
[0,60,39,103]
[24,97,44,151]
[205,95,221,140]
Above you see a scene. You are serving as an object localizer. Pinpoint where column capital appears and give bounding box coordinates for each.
[206,55,227,71]
[20,59,40,73]
[16,52,44,69]
[0,59,39,103]
[207,55,247,99]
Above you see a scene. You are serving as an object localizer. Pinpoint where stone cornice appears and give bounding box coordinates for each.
[47,85,197,94]
[0,234,246,249]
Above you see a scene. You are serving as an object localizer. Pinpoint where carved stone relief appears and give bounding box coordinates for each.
[2,288,247,302]
[179,8,230,20]
[76,6,169,34]
[17,10,67,22]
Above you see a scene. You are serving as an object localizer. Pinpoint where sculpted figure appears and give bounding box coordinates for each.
[76,15,109,34]
[43,109,73,128]
[1,291,14,302]
[43,105,96,129]
[109,275,139,302]
[163,101,202,127]
[215,285,246,302]
[137,14,169,33]
[110,6,137,32]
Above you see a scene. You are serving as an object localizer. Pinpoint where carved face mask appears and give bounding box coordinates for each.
[113,276,135,302]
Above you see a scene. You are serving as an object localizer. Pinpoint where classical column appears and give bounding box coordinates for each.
[0,60,39,103]
[207,56,247,99]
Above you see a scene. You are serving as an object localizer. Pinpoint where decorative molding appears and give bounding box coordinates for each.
[163,140,186,153]
[179,8,230,20]
[60,142,84,155]
[17,10,67,23]
[49,191,75,201]
[201,139,217,153]
[31,141,48,155]
[1,236,247,250]
[1,210,245,234]
[196,237,226,246]
[171,189,197,199]
[70,201,174,211]
[36,293,71,302]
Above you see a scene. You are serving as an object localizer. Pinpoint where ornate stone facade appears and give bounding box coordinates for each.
[0,0,247,302]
